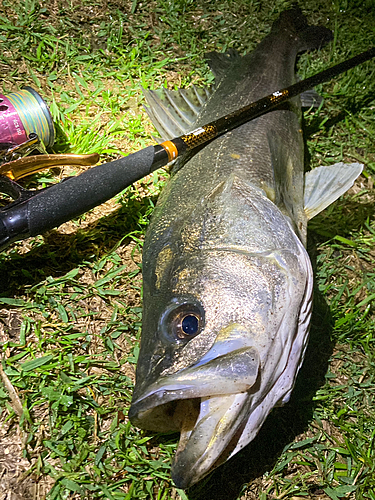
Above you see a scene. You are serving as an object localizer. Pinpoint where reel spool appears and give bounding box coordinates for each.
[0,86,55,153]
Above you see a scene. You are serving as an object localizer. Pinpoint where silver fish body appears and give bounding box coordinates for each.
[129,9,333,488]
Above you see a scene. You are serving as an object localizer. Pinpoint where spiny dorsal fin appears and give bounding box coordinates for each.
[143,85,213,141]
[304,162,363,220]
[205,49,241,81]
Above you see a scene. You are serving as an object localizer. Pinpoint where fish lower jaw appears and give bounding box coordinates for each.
[130,392,251,488]
[170,392,250,488]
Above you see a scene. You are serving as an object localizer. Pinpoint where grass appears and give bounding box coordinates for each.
[0,0,375,499]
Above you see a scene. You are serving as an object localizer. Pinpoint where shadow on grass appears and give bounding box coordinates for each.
[307,197,375,250]
[185,283,333,500]
[0,190,156,295]
[304,87,375,141]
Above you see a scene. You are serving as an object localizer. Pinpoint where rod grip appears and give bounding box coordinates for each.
[0,145,157,251]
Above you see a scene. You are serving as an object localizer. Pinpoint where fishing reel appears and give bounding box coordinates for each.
[0,86,99,197]
[0,86,54,156]
[0,87,100,249]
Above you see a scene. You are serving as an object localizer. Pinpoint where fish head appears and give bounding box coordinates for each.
[129,237,313,488]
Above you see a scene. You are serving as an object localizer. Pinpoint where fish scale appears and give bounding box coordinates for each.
[129,8,363,489]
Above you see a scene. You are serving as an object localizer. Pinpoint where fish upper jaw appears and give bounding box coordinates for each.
[129,324,260,427]
[130,345,259,410]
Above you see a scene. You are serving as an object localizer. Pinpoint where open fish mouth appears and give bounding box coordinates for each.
[129,240,315,488]
[129,326,260,488]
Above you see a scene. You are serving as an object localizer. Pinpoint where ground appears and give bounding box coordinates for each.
[0,1,374,499]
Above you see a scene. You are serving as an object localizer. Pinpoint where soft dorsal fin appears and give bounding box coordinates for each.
[304,162,363,220]
[295,73,324,108]
[300,89,323,108]
[143,85,213,141]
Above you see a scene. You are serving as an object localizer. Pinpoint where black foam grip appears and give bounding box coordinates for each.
[27,145,156,235]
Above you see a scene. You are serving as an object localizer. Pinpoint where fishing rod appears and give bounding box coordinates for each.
[0,47,374,252]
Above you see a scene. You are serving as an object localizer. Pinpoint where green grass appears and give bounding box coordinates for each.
[0,0,375,499]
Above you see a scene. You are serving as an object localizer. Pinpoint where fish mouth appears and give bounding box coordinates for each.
[129,325,260,488]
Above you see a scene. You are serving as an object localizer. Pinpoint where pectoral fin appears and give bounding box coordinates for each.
[304,162,363,220]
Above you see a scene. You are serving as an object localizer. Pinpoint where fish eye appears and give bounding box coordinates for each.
[175,312,200,339]
[181,314,199,335]
[160,301,205,342]
[172,306,203,340]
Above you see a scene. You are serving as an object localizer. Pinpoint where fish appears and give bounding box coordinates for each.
[128,8,363,489]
